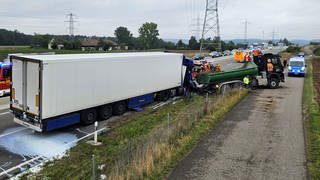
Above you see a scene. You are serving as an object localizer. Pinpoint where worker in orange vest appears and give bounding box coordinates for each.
[214,64,222,72]
[267,59,274,73]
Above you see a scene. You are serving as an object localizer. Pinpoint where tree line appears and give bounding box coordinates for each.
[0,23,257,51]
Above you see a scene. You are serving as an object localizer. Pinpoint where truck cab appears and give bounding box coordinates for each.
[253,53,285,88]
[0,60,11,97]
[288,57,306,77]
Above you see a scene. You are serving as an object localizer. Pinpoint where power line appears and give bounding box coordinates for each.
[65,13,77,37]
[200,0,221,53]
[242,19,251,45]
[272,30,276,43]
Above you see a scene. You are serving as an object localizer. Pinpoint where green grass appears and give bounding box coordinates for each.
[304,57,320,179]
[23,90,248,179]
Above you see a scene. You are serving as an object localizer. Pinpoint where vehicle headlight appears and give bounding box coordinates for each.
[288,66,292,70]
[301,67,305,71]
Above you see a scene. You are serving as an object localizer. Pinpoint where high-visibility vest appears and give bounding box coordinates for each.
[243,77,250,85]
[267,63,274,72]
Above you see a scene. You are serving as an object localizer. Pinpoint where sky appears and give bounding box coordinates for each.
[0,0,319,40]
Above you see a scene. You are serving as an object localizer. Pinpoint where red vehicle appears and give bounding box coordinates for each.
[0,61,11,97]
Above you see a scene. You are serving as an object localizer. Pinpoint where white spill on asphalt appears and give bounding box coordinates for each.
[0,127,77,158]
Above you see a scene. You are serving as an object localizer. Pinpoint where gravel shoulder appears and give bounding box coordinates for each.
[168,74,306,180]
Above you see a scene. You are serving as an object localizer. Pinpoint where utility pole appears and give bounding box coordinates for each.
[272,30,275,43]
[242,20,250,46]
[200,0,221,54]
[65,13,76,37]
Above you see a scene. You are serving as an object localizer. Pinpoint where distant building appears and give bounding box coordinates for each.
[48,38,64,50]
[80,39,99,51]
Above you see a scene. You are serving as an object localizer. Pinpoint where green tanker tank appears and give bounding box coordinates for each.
[196,61,258,85]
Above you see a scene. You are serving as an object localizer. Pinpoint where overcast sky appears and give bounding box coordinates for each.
[0,0,319,40]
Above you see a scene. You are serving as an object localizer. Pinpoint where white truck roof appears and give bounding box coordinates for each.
[11,52,181,63]
[289,57,304,62]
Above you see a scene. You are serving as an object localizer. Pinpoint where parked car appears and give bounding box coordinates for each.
[223,50,231,56]
[192,53,205,60]
[209,51,222,58]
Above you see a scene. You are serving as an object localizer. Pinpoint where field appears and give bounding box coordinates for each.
[304,56,320,179]
[313,59,320,105]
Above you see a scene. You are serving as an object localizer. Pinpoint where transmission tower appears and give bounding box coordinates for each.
[190,14,202,40]
[200,0,221,53]
[65,13,76,37]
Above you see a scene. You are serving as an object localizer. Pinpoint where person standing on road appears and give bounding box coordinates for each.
[283,59,288,68]
[243,76,250,89]
[267,59,274,73]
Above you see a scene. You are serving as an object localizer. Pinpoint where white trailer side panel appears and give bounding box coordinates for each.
[39,53,183,119]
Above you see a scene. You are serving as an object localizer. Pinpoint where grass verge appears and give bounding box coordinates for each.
[304,57,320,179]
[23,90,248,179]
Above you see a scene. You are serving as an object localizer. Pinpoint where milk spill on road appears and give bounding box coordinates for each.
[0,127,77,158]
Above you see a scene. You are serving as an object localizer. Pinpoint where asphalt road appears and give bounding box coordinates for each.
[168,70,307,178]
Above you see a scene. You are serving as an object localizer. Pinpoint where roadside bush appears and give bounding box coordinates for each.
[286,46,301,53]
[313,47,320,56]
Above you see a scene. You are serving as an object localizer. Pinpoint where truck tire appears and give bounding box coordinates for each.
[99,105,112,120]
[156,90,170,101]
[176,87,185,96]
[268,78,279,89]
[113,101,127,116]
[170,89,177,98]
[251,78,259,89]
[81,108,98,125]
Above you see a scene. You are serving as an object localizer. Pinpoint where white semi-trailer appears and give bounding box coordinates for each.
[10,52,191,132]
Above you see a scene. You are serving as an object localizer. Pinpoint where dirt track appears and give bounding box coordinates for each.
[168,73,306,180]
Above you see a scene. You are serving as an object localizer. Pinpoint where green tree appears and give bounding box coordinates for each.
[176,40,186,49]
[138,22,159,49]
[188,36,199,50]
[114,26,133,48]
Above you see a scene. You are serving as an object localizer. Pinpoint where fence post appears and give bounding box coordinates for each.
[94,121,98,144]
[205,93,209,114]
[92,154,95,180]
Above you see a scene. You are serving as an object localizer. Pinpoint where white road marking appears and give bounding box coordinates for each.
[0,127,27,139]
[0,111,9,116]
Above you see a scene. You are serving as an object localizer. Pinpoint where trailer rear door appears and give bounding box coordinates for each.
[26,61,40,116]
[11,59,23,110]
[11,58,40,116]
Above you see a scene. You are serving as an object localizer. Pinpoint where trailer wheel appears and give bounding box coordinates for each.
[99,105,112,120]
[81,108,97,125]
[113,101,127,115]
[170,89,177,98]
[156,90,170,101]
[268,78,279,89]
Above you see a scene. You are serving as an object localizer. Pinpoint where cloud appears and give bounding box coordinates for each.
[0,0,319,40]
